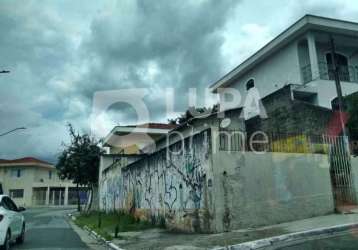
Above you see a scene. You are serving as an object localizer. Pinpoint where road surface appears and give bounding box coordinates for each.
[11,207,106,250]
[279,231,358,250]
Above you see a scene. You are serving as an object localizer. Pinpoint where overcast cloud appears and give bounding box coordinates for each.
[0,0,357,163]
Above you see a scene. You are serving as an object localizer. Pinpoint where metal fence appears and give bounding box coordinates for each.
[301,62,358,84]
[218,131,331,154]
[218,131,358,156]
[323,135,356,205]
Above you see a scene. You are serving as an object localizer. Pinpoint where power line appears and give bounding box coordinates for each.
[0,127,26,137]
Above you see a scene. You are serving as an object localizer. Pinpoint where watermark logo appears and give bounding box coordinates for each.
[91,87,268,154]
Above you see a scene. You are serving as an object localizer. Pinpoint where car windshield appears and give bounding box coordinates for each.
[1,1,358,250]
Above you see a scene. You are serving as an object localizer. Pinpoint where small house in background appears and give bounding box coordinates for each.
[0,157,83,207]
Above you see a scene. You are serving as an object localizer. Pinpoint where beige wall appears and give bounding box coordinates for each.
[0,165,76,207]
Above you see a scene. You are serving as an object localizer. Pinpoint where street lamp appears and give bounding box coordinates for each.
[0,127,26,137]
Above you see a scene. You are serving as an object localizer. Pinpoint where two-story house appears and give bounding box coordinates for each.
[0,157,79,207]
[97,15,358,233]
[211,15,358,114]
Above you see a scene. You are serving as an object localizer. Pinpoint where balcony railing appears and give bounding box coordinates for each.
[301,61,358,84]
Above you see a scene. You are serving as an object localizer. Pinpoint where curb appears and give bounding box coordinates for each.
[212,222,358,250]
[68,213,125,250]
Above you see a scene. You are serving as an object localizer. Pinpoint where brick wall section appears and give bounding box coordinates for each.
[246,85,333,136]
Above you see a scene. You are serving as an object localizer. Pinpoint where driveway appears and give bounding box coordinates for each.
[11,207,106,250]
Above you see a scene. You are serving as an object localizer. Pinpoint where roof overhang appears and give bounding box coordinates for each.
[210,14,358,93]
[0,162,55,169]
[103,126,171,147]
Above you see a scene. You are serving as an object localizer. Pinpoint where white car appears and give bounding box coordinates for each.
[0,195,25,250]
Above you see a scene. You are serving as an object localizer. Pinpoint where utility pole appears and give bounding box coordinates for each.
[330,35,348,137]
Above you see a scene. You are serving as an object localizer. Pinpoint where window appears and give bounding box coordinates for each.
[2,197,18,211]
[49,170,52,179]
[9,189,24,199]
[10,169,22,178]
[325,53,350,81]
[246,79,255,91]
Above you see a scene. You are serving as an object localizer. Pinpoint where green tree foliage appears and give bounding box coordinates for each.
[168,104,219,125]
[56,124,102,211]
[346,93,358,140]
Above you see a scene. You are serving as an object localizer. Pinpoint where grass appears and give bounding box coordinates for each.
[74,211,155,240]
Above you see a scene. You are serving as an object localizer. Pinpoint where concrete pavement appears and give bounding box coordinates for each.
[278,231,358,250]
[109,213,358,249]
[11,207,107,250]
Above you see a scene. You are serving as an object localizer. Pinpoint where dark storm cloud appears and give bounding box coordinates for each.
[78,0,237,120]
[1,0,358,162]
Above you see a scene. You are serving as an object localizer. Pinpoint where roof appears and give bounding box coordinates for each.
[0,157,54,169]
[126,123,177,130]
[210,14,358,93]
[103,123,176,147]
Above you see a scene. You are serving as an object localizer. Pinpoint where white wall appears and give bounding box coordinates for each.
[305,79,358,108]
[220,41,301,110]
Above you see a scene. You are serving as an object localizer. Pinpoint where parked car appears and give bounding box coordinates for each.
[0,195,25,250]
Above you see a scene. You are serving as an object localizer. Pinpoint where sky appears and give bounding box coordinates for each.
[1,0,358,163]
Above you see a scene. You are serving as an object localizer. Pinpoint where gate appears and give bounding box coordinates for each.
[323,135,356,206]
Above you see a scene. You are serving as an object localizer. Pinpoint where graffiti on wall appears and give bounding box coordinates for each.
[100,169,122,211]
[99,129,212,230]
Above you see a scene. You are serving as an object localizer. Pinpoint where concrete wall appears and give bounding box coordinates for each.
[155,113,244,151]
[350,156,358,202]
[99,129,214,232]
[245,85,333,137]
[211,151,335,232]
[305,79,358,109]
[99,124,336,233]
[99,154,146,211]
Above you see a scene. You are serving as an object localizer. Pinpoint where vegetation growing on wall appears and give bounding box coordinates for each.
[346,93,358,140]
[74,211,156,240]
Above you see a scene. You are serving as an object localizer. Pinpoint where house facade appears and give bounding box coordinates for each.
[0,157,79,207]
[211,15,358,113]
[99,112,340,233]
[98,15,358,233]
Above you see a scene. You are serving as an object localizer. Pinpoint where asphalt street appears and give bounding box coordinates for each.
[11,207,107,250]
[278,231,358,250]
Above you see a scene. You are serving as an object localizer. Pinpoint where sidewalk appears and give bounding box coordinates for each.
[111,213,358,250]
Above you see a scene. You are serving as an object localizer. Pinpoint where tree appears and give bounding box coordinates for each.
[346,93,358,140]
[168,104,219,125]
[56,124,102,211]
